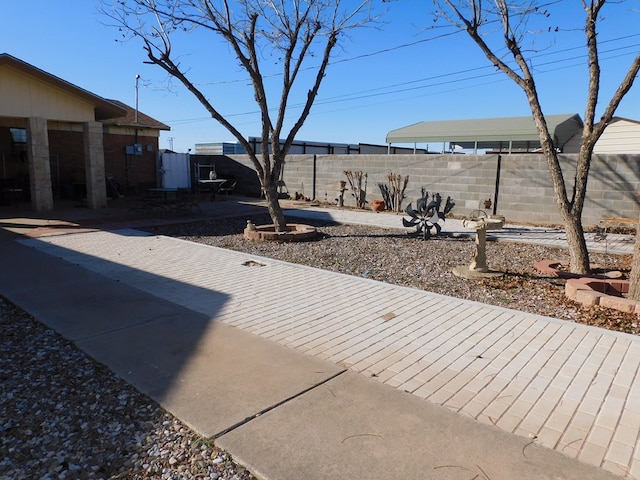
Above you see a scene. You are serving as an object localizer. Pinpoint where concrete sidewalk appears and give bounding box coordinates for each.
[1,202,638,479]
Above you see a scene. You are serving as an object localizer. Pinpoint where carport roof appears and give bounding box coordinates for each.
[386,114,583,150]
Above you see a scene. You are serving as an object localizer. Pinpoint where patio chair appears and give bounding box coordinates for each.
[218,179,237,195]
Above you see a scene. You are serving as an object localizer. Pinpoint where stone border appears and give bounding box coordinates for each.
[533,259,639,314]
[565,277,640,314]
[243,221,317,242]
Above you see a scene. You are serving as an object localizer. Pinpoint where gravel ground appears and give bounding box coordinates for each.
[3,211,637,480]
[0,297,255,480]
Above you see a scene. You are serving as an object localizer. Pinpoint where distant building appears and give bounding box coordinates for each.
[193,142,247,155]
[194,138,428,155]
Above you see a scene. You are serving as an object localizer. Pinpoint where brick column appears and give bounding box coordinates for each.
[26,117,54,212]
[83,121,107,209]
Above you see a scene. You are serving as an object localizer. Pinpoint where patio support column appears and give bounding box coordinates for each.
[26,116,53,212]
[83,121,107,209]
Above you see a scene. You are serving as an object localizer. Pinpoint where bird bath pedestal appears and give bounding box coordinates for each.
[452,217,505,279]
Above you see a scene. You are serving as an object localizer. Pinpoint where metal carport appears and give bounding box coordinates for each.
[386,114,583,153]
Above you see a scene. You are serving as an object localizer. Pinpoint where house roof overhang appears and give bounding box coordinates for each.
[0,53,127,120]
[386,114,584,150]
[102,99,170,131]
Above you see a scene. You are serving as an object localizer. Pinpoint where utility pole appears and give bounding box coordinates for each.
[135,74,140,124]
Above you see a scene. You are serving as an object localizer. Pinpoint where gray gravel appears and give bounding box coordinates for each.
[0,297,255,480]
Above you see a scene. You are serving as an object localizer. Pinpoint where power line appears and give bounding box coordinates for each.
[160,40,639,126]
[143,28,463,91]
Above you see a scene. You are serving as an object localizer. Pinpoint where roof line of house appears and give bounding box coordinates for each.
[0,53,128,120]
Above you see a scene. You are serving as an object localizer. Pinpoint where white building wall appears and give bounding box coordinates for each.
[563,118,640,154]
[593,119,640,154]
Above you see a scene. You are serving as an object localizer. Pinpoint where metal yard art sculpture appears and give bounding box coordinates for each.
[403,190,455,240]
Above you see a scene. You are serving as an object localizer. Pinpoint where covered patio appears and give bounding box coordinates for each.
[1,54,168,212]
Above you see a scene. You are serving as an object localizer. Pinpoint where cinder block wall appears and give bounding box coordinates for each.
[584,154,640,225]
[221,153,640,227]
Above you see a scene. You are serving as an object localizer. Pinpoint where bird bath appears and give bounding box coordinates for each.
[452,216,505,279]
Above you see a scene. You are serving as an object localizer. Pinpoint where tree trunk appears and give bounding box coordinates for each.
[563,211,591,275]
[263,179,287,232]
[628,216,640,300]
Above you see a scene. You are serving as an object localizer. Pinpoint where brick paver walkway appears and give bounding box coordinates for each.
[21,225,640,479]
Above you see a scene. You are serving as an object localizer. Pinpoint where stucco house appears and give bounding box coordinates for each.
[0,53,169,211]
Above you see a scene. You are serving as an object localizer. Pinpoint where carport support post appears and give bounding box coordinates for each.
[83,121,107,209]
[26,117,53,212]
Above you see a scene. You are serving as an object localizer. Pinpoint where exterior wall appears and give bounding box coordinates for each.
[190,154,262,196]
[47,128,158,195]
[593,120,640,154]
[48,129,85,196]
[562,119,640,154]
[219,152,640,227]
[0,64,95,122]
[584,154,640,223]
[309,154,498,210]
[83,121,107,209]
[562,132,581,153]
[497,154,576,225]
[2,123,159,199]
[26,117,54,211]
[102,131,158,191]
[103,125,160,139]
[221,153,499,210]
[493,153,640,225]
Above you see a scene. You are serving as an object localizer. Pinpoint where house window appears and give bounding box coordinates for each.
[10,128,27,145]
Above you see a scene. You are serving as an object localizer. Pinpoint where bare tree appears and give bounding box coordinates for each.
[630,221,640,299]
[101,0,377,231]
[433,0,640,274]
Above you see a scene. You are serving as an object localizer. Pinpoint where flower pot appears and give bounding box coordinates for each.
[371,200,385,212]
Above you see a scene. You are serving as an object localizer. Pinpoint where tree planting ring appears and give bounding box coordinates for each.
[244,222,317,242]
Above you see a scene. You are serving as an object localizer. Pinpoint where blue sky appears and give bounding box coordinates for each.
[2,1,639,153]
